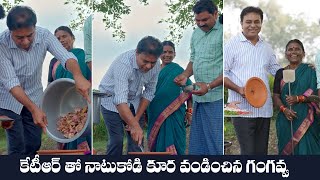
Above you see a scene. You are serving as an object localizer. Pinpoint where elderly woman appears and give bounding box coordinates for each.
[48,26,91,151]
[147,41,193,155]
[48,26,90,83]
[273,39,320,155]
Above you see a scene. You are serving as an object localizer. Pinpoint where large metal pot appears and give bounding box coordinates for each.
[92,91,111,124]
[41,78,91,143]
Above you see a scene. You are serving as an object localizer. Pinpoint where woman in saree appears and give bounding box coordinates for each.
[48,26,91,151]
[147,41,193,155]
[273,39,320,155]
[48,26,90,83]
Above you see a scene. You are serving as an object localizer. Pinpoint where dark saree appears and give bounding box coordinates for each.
[147,62,192,155]
[274,63,320,155]
[55,48,90,80]
[48,48,91,83]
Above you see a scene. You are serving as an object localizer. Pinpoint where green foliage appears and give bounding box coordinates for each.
[259,0,320,64]
[93,114,108,141]
[93,0,222,42]
[160,0,223,43]
[64,0,92,30]
[0,0,25,12]
[3,0,223,42]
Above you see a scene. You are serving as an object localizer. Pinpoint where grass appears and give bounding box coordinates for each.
[0,128,58,155]
[224,117,278,155]
[0,128,6,155]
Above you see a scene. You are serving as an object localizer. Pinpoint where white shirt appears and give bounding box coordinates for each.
[0,26,77,114]
[224,33,281,118]
[99,50,160,113]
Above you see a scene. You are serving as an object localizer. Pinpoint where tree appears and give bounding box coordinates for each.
[159,0,223,43]
[1,0,25,12]
[91,0,223,42]
[92,0,149,40]
[1,0,223,42]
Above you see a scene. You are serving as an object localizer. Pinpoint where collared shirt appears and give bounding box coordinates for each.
[83,14,92,63]
[190,22,223,102]
[224,33,281,118]
[0,26,77,114]
[99,49,160,113]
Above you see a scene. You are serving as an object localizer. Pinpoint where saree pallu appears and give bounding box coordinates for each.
[276,63,320,155]
[147,62,192,155]
[53,48,91,81]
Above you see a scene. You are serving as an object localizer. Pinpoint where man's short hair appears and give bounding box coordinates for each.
[7,5,37,31]
[240,6,264,23]
[192,0,217,14]
[136,36,163,58]
[0,5,5,19]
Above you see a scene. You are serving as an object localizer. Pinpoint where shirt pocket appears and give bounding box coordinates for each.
[201,39,222,60]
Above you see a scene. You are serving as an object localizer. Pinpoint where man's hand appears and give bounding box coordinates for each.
[74,75,91,103]
[30,107,48,133]
[174,74,188,86]
[192,82,209,96]
[129,122,144,146]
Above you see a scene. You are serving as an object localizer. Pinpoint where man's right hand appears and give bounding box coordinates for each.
[174,74,188,86]
[30,107,48,133]
[129,122,144,146]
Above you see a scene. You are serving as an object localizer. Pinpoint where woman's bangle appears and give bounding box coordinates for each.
[280,105,286,112]
[296,96,299,103]
[298,95,305,103]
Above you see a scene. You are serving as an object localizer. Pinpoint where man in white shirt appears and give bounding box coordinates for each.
[0,6,91,155]
[224,6,281,155]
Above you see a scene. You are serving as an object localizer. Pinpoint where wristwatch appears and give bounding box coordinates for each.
[206,83,212,90]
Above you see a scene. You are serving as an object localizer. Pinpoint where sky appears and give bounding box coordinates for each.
[0,0,85,89]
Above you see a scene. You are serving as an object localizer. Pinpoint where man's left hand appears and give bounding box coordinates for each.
[74,76,91,103]
[192,82,209,96]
